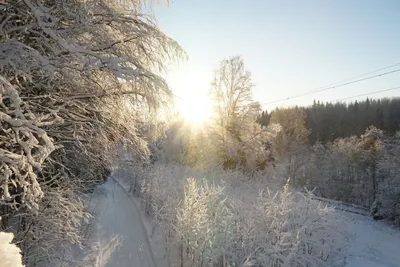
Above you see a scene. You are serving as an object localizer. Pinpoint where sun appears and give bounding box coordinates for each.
[178,93,213,124]
[168,62,214,125]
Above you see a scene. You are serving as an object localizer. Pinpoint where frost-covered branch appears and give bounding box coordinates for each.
[0,76,55,210]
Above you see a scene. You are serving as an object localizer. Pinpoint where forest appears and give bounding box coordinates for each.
[258,97,400,143]
[0,0,399,267]
[257,99,400,212]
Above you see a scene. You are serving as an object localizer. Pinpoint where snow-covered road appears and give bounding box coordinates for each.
[90,178,156,267]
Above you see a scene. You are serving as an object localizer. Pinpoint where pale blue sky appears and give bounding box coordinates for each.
[152,0,400,111]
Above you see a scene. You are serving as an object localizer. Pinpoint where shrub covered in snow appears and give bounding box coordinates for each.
[17,185,90,265]
[140,164,347,267]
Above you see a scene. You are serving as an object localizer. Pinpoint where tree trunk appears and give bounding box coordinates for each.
[0,206,8,230]
[180,241,184,267]
[372,163,377,203]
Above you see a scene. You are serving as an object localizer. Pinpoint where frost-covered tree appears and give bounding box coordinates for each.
[15,182,90,265]
[209,56,277,171]
[175,177,237,266]
[374,131,400,224]
[358,126,383,202]
[269,107,310,158]
[294,127,384,210]
[268,107,310,185]
[0,0,184,264]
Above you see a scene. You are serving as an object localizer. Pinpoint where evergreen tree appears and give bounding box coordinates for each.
[264,97,400,144]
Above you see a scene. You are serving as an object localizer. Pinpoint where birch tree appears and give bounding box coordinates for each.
[209,56,277,171]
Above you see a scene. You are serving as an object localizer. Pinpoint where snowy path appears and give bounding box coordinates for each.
[90,178,157,267]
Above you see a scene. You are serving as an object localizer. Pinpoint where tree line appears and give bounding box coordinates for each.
[258,97,400,144]
[257,98,400,225]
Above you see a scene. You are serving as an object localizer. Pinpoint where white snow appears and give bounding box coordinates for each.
[343,212,400,267]
[76,174,165,267]
[0,232,24,267]
[112,172,168,267]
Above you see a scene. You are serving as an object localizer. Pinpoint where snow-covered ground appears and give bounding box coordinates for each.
[93,178,156,266]
[343,212,400,267]
[73,172,167,267]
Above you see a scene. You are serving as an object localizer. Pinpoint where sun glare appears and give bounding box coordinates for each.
[179,94,213,124]
[168,63,214,125]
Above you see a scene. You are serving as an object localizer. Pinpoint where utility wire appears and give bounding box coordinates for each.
[328,86,400,103]
[306,62,400,94]
[263,67,400,106]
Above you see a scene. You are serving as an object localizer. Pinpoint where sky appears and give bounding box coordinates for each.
[151,0,400,113]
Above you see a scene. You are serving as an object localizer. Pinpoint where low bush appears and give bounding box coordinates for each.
[140,164,347,267]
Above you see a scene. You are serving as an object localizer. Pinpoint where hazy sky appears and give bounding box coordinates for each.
[152,0,400,111]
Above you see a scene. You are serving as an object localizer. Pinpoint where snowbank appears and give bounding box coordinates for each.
[0,232,24,267]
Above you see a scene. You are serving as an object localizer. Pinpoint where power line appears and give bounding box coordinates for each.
[328,86,400,103]
[263,68,400,105]
[306,62,400,94]
[262,66,400,106]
